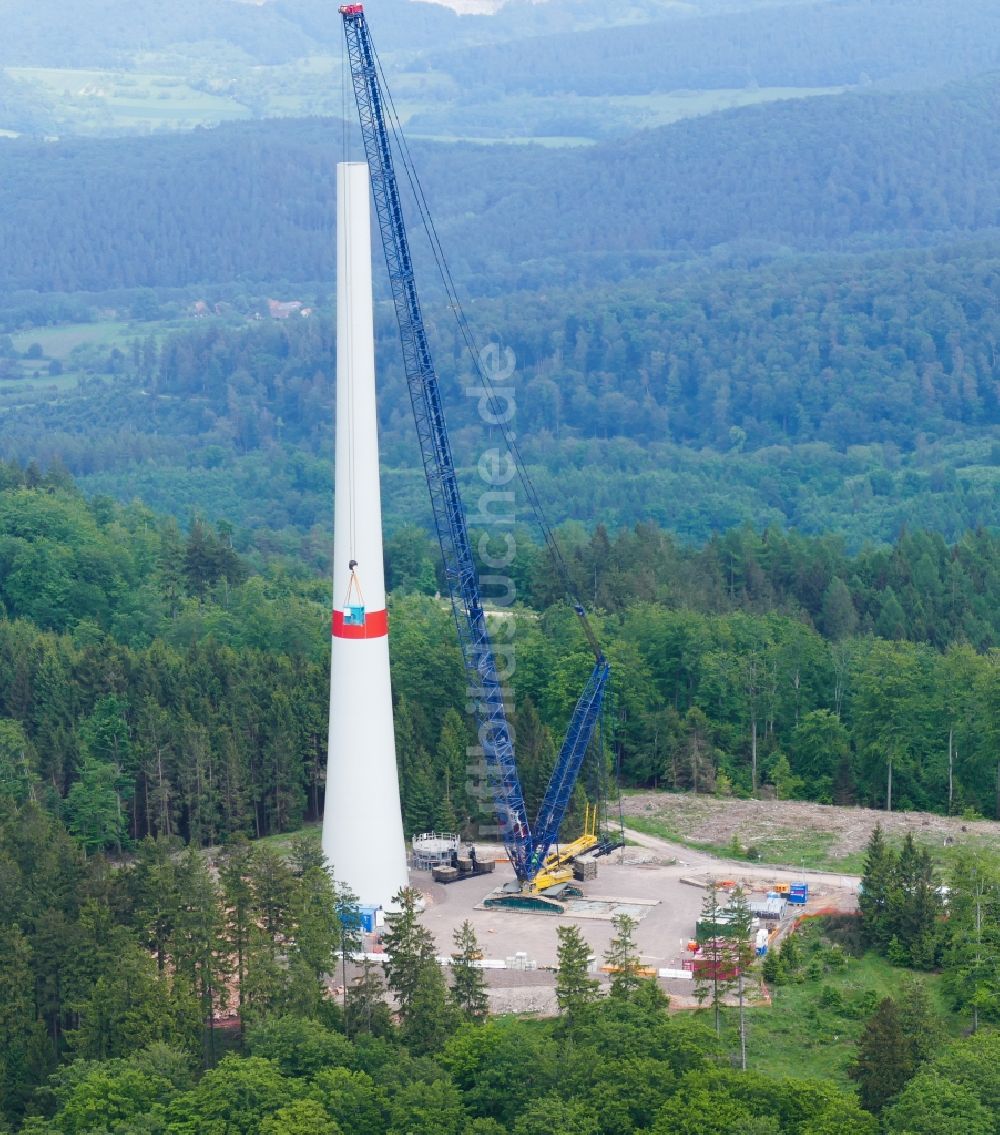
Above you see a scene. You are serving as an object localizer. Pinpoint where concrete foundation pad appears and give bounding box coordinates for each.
[560,899,658,921]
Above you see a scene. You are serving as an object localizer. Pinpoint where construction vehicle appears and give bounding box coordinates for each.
[530,801,600,892]
[338,5,612,911]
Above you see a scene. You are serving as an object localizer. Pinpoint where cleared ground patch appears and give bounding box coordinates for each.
[622,790,1000,872]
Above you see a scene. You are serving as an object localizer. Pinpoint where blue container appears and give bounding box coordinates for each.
[344,604,366,626]
[358,904,379,933]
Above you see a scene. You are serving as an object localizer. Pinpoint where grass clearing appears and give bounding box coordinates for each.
[254,822,322,857]
[11,320,136,360]
[604,85,847,128]
[740,919,961,1085]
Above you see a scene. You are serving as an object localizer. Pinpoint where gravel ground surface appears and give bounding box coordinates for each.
[336,820,862,1018]
[401,826,859,1014]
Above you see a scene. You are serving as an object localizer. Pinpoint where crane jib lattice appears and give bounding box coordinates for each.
[339,6,610,885]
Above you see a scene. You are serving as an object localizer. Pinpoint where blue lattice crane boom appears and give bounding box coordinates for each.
[338,4,610,888]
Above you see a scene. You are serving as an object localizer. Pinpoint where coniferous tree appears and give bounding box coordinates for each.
[727,885,758,1071]
[859,824,894,949]
[0,718,37,807]
[345,959,393,1039]
[249,845,295,941]
[242,925,289,1028]
[69,939,187,1061]
[169,848,230,1064]
[332,881,362,1028]
[555,924,598,1024]
[604,914,643,1002]
[129,836,182,974]
[219,836,254,1043]
[65,756,127,854]
[890,833,942,967]
[381,887,437,1024]
[849,996,918,1114]
[0,925,45,1123]
[694,882,735,1037]
[450,920,489,1022]
[403,961,456,1055]
[821,576,858,640]
[895,978,940,1072]
[289,865,340,982]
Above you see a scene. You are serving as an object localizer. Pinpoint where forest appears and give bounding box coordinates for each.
[0,0,659,70]
[1,75,999,291]
[3,0,1000,147]
[1,46,998,567]
[3,806,1000,1135]
[2,233,999,556]
[3,458,1000,1131]
[432,0,1000,95]
[2,463,1000,854]
[2,2,1000,1127]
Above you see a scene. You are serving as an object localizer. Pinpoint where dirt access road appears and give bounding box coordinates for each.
[621,826,861,891]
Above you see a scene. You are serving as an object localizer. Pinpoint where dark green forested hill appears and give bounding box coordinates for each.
[431,0,1000,95]
[0,75,999,292]
[7,0,949,74]
[1,463,1000,1134]
[0,0,683,69]
[3,238,998,551]
[2,472,1000,1135]
[2,460,1000,844]
[448,80,1000,267]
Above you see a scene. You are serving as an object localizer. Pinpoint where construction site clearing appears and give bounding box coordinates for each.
[348,827,860,1016]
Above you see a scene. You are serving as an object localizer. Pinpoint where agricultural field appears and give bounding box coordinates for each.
[4,59,849,143]
[10,319,136,360]
[0,318,181,406]
[8,66,254,133]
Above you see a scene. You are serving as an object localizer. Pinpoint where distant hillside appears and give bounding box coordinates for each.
[0,0,482,67]
[0,0,852,69]
[456,79,1000,267]
[0,77,998,292]
[3,236,1000,551]
[2,0,997,142]
[431,0,1000,95]
[0,0,723,69]
[0,0,317,66]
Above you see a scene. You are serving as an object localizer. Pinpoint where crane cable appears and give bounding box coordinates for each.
[369,44,602,661]
[340,32,361,577]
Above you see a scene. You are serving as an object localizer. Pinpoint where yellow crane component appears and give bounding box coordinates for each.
[530,802,599,892]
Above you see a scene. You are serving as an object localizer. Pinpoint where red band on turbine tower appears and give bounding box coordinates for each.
[332,608,388,639]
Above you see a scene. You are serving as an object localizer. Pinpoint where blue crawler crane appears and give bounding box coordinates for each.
[339,4,612,908]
